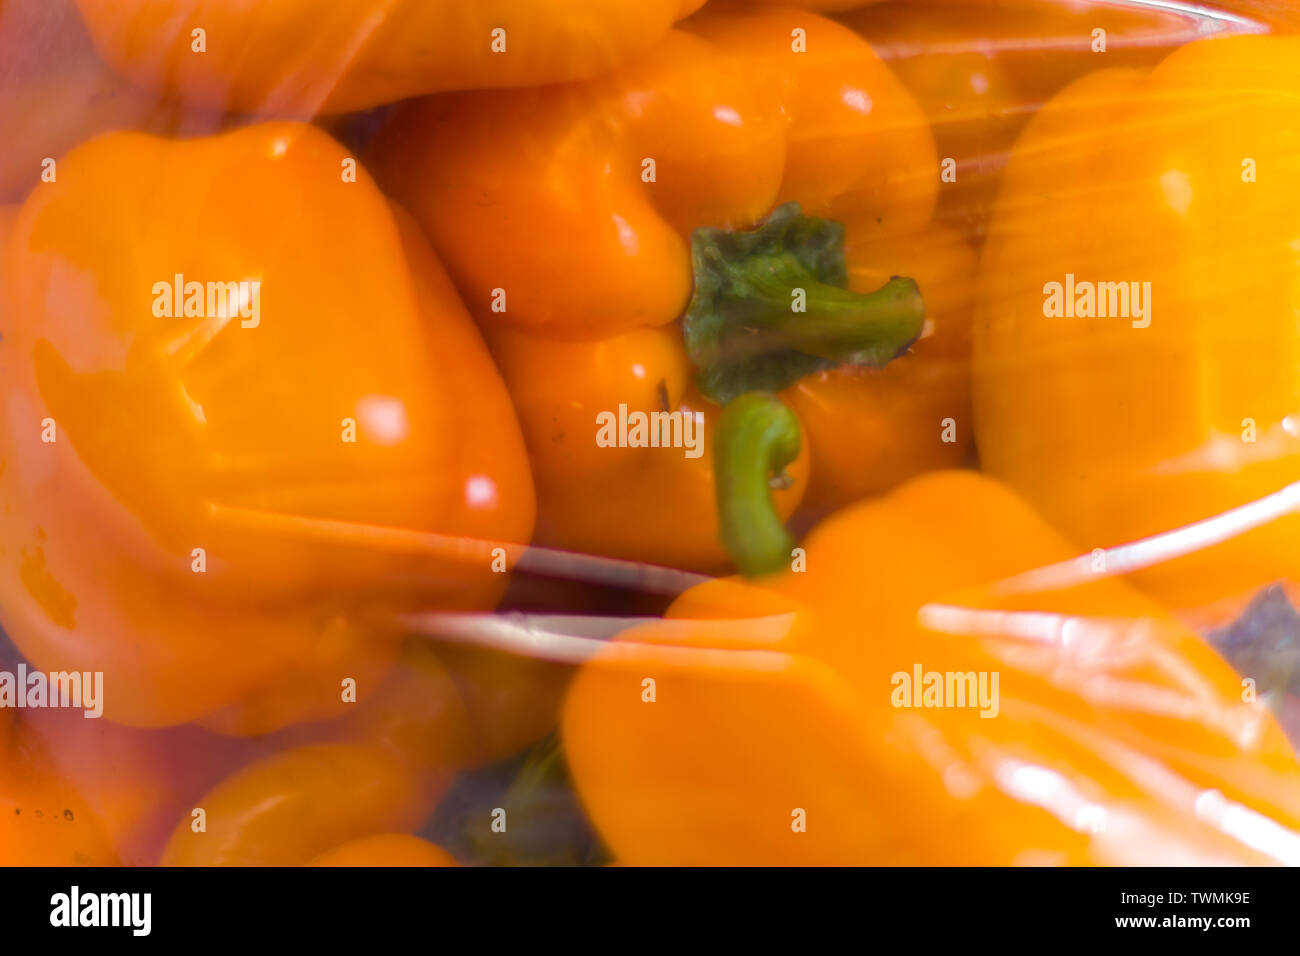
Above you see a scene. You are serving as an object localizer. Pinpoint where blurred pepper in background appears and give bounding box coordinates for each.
[71,0,709,115]
[159,742,440,866]
[975,35,1300,617]
[839,0,1257,241]
[564,466,1300,864]
[0,707,117,865]
[0,121,535,728]
[159,637,568,866]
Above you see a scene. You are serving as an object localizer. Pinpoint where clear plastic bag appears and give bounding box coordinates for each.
[3,0,1300,866]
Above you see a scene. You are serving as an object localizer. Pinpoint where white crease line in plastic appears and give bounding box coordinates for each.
[986,478,1300,597]
[400,610,801,669]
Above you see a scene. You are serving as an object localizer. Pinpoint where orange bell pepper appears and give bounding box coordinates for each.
[851,0,1238,105]
[72,0,708,115]
[160,642,519,865]
[839,0,1251,241]
[483,326,810,570]
[21,706,256,865]
[159,742,442,866]
[13,636,550,866]
[974,36,1300,615]
[838,0,1024,242]
[0,708,117,865]
[374,6,952,569]
[341,639,571,773]
[427,643,574,767]
[376,8,937,340]
[0,121,534,728]
[564,466,1300,864]
[0,203,16,288]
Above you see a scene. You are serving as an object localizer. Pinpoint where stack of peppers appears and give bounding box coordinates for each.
[1,0,1299,866]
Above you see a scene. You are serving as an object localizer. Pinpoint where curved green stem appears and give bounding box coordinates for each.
[705,268,922,365]
[714,392,801,578]
[685,203,925,405]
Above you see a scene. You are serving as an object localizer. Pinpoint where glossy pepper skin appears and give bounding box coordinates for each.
[974,36,1300,614]
[158,641,531,865]
[563,470,1300,865]
[844,0,1231,109]
[376,8,937,341]
[0,122,535,728]
[160,742,441,866]
[838,0,1023,243]
[72,0,707,116]
[484,328,809,570]
[373,6,942,568]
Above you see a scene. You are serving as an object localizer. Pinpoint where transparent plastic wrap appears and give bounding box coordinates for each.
[2,0,1300,868]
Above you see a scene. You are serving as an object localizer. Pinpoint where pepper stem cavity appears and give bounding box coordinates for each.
[715,392,801,578]
[684,202,924,405]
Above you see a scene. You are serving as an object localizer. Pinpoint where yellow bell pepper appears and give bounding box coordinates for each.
[974,36,1300,614]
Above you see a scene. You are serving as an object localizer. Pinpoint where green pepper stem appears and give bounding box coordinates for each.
[684,203,925,405]
[705,267,922,366]
[714,392,801,578]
